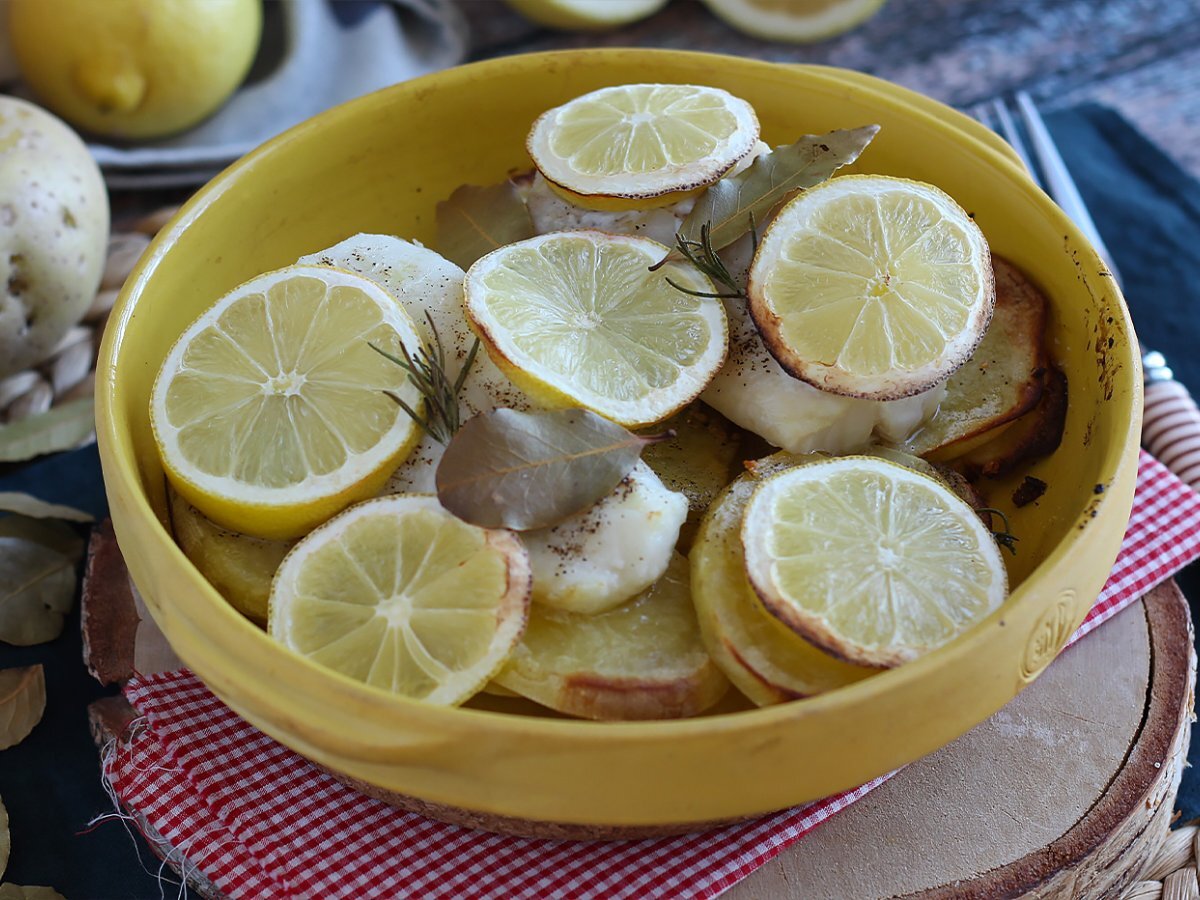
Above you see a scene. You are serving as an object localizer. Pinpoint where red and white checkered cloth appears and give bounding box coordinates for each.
[106,449,1200,900]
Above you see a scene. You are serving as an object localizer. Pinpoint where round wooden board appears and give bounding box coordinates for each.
[725,581,1194,899]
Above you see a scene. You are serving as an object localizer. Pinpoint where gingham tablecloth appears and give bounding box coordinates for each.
[105,449,1200,900]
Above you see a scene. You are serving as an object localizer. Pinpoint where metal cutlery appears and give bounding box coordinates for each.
[974,92,1200,490]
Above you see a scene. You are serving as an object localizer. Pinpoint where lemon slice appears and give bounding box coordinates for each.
[749,175,995,401]
[151,266,425,540]
[465,230,727,426]
[702,0,886,43]
[269,495,531,705]
[495,554,728,720]
[527,83,759,209]
[691,454,877,706]
[505,0,668,30]
[740,456,1007,668]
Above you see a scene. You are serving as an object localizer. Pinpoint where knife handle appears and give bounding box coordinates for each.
[1143,379,1200,491]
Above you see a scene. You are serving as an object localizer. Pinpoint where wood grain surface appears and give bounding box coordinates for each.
[452,0,1200,178]
[728,581,1195,899]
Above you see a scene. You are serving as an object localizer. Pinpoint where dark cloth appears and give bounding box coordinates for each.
[0,444,162,897]
[2,104,1200,896]
[1045,105,1200,820]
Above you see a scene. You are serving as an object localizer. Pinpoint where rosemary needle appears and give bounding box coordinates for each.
[370,311,478,444]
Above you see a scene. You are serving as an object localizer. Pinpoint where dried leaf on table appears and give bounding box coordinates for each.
[0,537,77,646]
[436,408,669,531]
[0,516,85,563]
[0,665,46,750]
[0,886,67,900]
[0,794,8,881]
[435,181,535,270]
[677,125,881,253]
[0,397,95,463]
[0,493,92,523]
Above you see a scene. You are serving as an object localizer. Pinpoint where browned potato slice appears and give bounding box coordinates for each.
[641,402,745,550]
[957,365,1069,481]
[168,488,294,626]
[494,554,729,720]
[904,257,1048,458]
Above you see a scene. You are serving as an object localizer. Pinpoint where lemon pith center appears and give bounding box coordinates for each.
[265,372,307,396]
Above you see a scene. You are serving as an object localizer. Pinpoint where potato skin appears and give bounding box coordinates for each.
[0,96,107,377]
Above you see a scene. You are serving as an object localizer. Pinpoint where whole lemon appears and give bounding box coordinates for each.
[10,0,262,140]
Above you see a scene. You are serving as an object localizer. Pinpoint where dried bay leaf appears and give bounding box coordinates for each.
[0,886,67,900]
[0,493,92,522]
[0,517,84,563]
[0,665,46,750]
[436,181,535,270]
[0,397,95,463]
[436,408,667,530]
[0,794,8,881]
[678,125,881,253]
[0,537,77,646]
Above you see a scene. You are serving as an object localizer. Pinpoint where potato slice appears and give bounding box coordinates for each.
[904,257,1048,457]
[957,365,1069,481]
[494,554,729,720]
[168,488,293,625]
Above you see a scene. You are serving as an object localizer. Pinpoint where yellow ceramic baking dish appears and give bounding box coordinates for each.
[96,50,1141,830]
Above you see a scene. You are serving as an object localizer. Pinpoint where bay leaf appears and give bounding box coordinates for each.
[0,665,46,751]
[0,886,67,900]
[436,181,535,270]
[0,537,77,646]
[0,397,95,463]
[0,794,8,881]
[0,517,84,563]
[678,125,881,252]
[0,493,92,523]
[436,408,665,531]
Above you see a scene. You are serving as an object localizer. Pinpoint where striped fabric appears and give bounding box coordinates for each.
[105,450,1200,900]
[1143,380,1200,492]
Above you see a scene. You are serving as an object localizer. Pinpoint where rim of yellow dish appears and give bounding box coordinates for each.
[95,49,1141,827]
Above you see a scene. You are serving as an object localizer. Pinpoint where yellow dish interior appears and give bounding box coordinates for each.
[97,50,1141,828]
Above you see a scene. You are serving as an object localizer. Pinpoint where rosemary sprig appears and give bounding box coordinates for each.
[658,218,755,301]
[370,312,479,444]
[979,507,1019,556]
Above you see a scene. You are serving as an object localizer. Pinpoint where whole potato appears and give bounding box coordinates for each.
[0,96,108,378]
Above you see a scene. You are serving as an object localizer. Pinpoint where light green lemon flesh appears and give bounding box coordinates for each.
[270,496,529,705]
[740,457,1007,667]
[466,231,726,425]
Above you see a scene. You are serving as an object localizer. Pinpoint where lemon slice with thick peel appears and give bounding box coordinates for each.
[151,266,425,540]
[506,0,669,30]
[740,456,1007,668]
[702,0,886,44]
[749,175,995,401]
[527,83,759,209]
[495,554,728,719]
[465,230,727,426]
[269,495,531,705]
[691,454,878,706]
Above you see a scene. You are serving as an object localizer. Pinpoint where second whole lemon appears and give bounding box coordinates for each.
[10,0,262,140]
